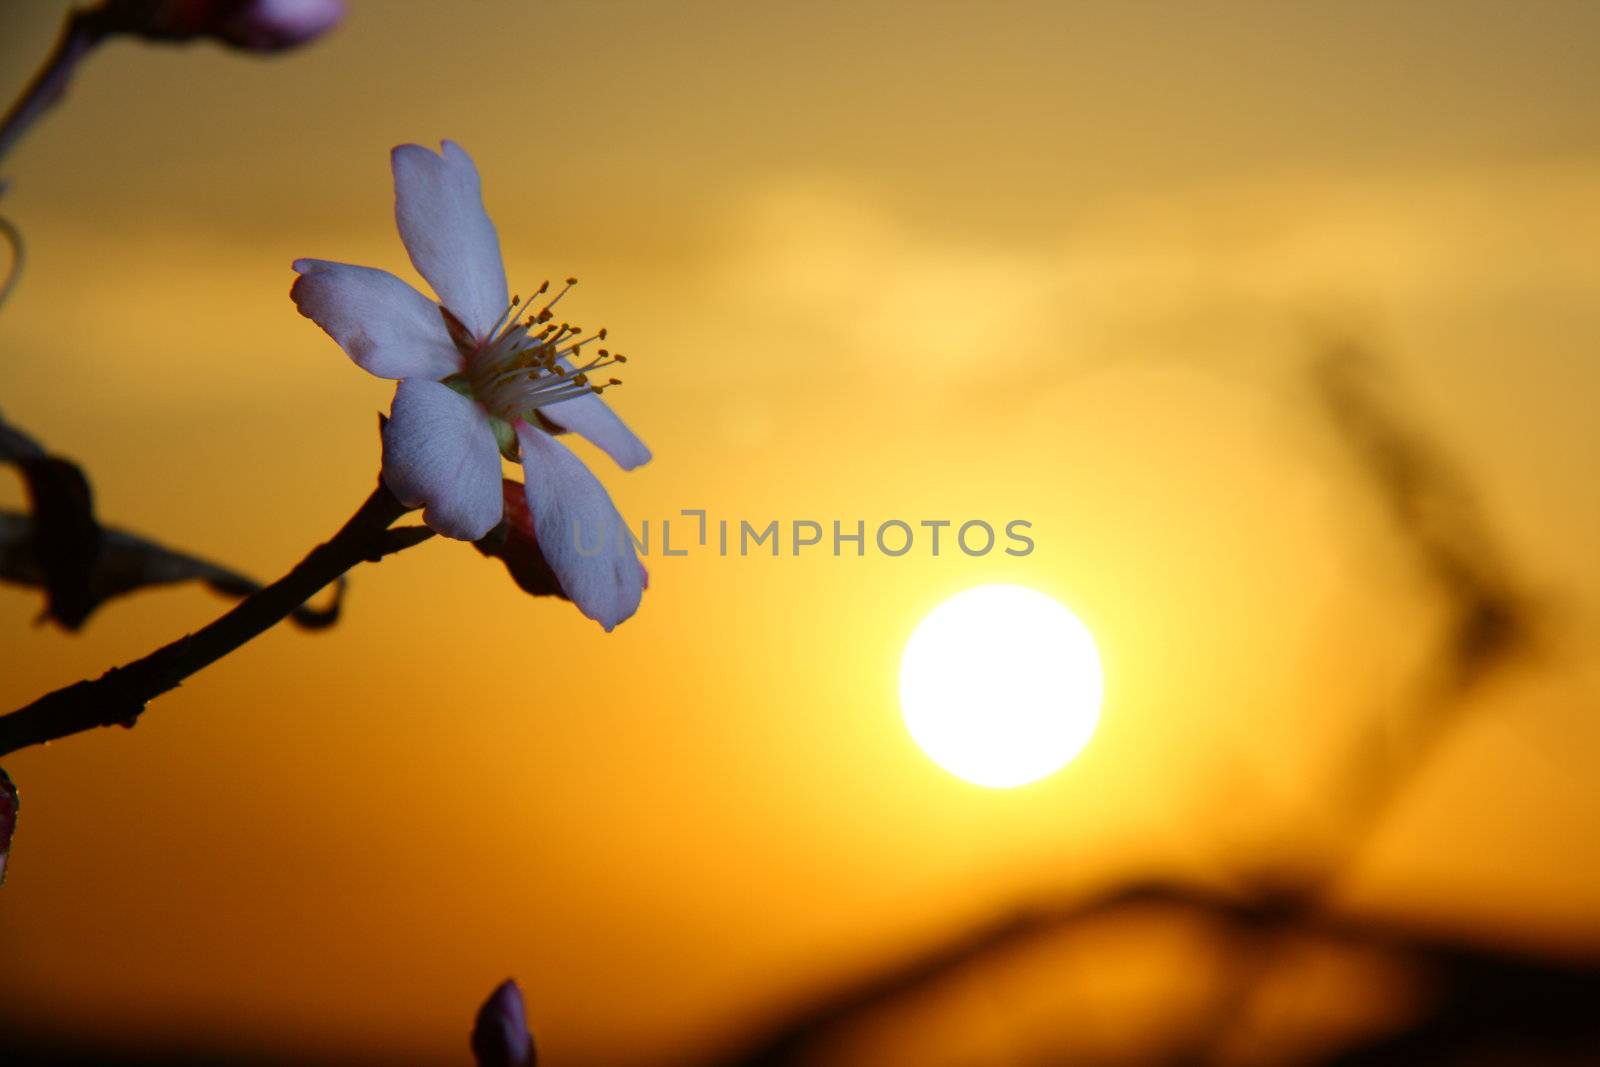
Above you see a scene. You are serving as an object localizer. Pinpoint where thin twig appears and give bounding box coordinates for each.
[0,6,110,170]
[0,482,426,757]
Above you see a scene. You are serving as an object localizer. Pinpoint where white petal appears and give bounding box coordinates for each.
[391,141,509,341]
[382,379,504,540]
[517,423,644,631]
[540,391,652,471]
[291,259,461,380]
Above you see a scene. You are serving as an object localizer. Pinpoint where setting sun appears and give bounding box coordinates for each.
[899,584,1104,788]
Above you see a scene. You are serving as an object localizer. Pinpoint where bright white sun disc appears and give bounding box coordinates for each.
[899,584,1103,788]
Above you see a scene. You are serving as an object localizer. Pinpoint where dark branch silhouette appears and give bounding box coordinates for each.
[0,482,429,759]
[1,410,352,629]
[1305,343,1535,882]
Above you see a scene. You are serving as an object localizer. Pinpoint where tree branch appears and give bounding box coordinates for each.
[0,6,110,170]
[0,482,426,757]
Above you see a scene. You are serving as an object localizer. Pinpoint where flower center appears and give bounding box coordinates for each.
[459,278,627,423]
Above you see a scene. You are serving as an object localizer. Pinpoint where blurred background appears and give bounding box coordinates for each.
[1,1,1597,1063]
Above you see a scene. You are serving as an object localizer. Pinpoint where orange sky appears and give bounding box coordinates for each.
[2,1,1598,1062]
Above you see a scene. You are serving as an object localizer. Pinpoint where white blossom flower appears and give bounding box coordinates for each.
[292,142,649,630]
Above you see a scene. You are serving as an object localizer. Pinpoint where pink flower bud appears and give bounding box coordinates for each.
[0,768,17,887]
[471,978,536,1067]
[101,0,345,52]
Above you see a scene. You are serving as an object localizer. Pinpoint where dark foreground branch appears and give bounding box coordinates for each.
[0,483,428,757]
[716,879,1600,1067]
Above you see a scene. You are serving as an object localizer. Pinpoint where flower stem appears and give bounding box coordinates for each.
[0,481,427,758]
[0,6,112,171]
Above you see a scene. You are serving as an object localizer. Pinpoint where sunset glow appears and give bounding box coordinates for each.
[900,584,1103,788]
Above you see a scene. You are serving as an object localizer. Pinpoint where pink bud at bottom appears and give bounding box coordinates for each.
[471,978,536,1067]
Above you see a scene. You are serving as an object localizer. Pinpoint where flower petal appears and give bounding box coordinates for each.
[539,391,652,471]
[392,142,509,341]
[382,380,504,540]
[517,424,644,631]
[291,259,461,380]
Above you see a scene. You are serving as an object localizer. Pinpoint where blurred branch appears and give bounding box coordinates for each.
[1307,343,1535,878]
[714,879,1600,1067]
[1312,343,1528,694]
[1,0,344,177]
[716,881,1348,1066]
[2,410,350,629]
[0,509,348,629]
[0,5,110,170]
[0,482,426,758]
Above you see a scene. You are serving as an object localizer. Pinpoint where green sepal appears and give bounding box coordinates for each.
[491,415,520,461]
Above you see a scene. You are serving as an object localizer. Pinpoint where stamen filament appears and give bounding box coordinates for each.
[462,277,633,421]
[535,277,577,320]
[483,293,523,338]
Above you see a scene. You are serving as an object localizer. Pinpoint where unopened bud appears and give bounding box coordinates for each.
[102,0,345,52]
[471,978,536,1067]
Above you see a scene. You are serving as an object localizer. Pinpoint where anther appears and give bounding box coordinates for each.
[472,277,639,419]
[538,278,578,318]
